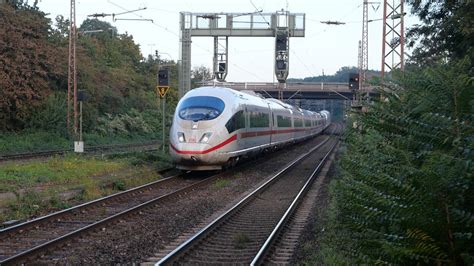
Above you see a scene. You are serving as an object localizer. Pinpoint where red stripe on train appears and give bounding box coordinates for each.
[171,126,323,154]
[240,127,319,138]
[170,134,237,154]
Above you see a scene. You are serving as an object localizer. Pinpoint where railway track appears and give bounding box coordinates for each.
[0,136,301,265]
[0,124,341,264]
[0,170,219,265]
[155,128,340,265]
[0,141,160,162]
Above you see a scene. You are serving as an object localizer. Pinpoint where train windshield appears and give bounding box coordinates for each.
[178,96,225,121]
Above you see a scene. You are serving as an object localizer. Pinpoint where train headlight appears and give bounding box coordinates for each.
[199,132,212,143]
[178,132,186,143]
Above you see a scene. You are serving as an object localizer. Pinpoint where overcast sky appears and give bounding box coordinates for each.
[37,0,418,82]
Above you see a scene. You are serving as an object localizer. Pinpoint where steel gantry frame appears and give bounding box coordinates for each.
[381,0,405,81]
[178,11,305,98]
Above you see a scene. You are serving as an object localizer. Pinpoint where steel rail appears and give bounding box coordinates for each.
[0,168,175,234]
[156,136,332,265]
[251,140,338,265]
[0,172,220,265]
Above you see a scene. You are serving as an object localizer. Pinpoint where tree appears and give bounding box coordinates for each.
[406,1,474,64]
[324,60,473,264]
[191,65,213,85]
[0,2,180,146]
[6,0,39,11]
[79,18,117,36]
[0,4,64,130]
[320,2,474,264]
[287,66,380,83]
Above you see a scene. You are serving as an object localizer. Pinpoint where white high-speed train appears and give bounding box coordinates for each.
[169,87,330,171]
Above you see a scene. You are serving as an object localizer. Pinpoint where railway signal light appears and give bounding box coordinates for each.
[218,62,226,72]
[349,73,359,90]
[77,90,88,102]
[276,33,287,51]
[276,60,286,70]
[158,69,169,86]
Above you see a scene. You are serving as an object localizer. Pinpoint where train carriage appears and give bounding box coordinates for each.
[169,87,330,171]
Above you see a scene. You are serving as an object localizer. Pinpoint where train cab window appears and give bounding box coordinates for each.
[225,110,246,133]
[178,96,225,121]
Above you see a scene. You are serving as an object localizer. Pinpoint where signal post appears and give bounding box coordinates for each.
[178,11,306,98]
[157,69,170,152]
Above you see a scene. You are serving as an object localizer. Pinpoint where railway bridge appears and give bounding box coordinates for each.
[200,81,378,100]
[200,81,379,121]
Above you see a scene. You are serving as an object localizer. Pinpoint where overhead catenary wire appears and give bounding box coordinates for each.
[107,0,273,82]
[249,0,270,26]
[107,0,179,38]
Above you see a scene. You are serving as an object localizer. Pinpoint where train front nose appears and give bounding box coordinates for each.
[169,92,230,170]
[169,130,223,163]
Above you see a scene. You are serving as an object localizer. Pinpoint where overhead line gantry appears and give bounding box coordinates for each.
[178,11,306,98]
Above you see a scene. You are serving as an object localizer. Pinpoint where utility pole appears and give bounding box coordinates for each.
[356,40,362,104]
[360,0,369,99]
[381,0,405,82]
[68,0,77,136]
[360,0,380,103]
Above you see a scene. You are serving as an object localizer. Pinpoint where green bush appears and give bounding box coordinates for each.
[0,130,70,153]
[322,59,473,264]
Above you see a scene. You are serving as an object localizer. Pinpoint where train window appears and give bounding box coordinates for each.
[225,110,246,133]
[249,112,269,128]
[277,115,291,127]
[178,96,225,121]
[304,119,311,127]
[294,118,304,127]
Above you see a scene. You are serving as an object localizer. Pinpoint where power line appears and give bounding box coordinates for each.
[107,0,179,38]
[88,7,152,22]
[249,0,270,26]
[320,20,346,25]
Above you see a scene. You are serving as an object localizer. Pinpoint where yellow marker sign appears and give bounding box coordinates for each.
[156,86,170,98]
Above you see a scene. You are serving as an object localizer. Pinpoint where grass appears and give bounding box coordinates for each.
[0,130,160,154]
[298,159,348,265]
[0,154,124,190]
[0,151,172,223]
[0,131,71,153]
[213,178,230,189]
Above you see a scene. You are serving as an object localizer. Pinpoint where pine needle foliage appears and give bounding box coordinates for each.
[325,58,473,264]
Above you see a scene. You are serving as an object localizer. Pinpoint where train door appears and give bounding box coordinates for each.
[268,103,273,145]
[240,105,249,150]
[224,105,247,154]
